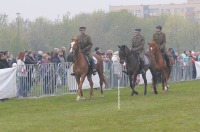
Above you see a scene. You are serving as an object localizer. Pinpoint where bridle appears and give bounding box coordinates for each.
[122,46,132,61]
[70,42,84,55]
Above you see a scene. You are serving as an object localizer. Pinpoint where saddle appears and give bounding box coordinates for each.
[85,56,97,65]
[133,51,149,66]
[161,51,171,67]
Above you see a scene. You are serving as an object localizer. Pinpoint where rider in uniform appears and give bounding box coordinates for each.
[153,25,170,66]
[77,26,96,75]
[131,28,145,74]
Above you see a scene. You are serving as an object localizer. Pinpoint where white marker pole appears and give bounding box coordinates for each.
[118,77,120,110]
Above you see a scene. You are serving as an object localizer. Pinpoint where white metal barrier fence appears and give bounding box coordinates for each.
[16,59,195,98]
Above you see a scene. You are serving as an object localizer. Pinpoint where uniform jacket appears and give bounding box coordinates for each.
[77,34,92,54]
[131,35,145,54]
[153,32,166,51]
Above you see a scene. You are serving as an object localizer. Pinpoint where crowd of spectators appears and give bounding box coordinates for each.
[1,47,200,97]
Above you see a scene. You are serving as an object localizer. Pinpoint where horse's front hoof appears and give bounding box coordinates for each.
[144,92,147,95]
[163,90,168,94]
[134,91,139,95]
[99,94,104,98]
[76,96,81,101]
[151,88,155,93]
[131,93,134,96]
[164,86,168,91]
[154,91,158,94]
[90,96,93,100]
[81,97,86,100]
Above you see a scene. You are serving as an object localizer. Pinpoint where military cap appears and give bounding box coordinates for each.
[79,26,86,30]
[134,28,141,32]
[95,47,100,51]
[156,25,162,30]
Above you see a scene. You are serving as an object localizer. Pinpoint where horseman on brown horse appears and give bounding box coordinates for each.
[69,26,108,101]
[71,26,96,75]
[149,25,174,91]
[153,25,173,68]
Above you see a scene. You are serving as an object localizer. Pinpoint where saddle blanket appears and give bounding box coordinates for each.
[144,55,149,65]
[86,56,97,65]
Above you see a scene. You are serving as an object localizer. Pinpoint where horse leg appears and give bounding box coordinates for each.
[87,74,94,100]
[133,74,138,95]
[128,74,134,96]
[97,69,104,97]
[75,76,81,101]
[163,71,168,92]
[150,69,158,94]
[77,75,86,101]
[142,73,147,95]
[130,74,138,96]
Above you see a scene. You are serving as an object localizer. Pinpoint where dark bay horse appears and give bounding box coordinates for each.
[148,41,174,91]
[70,37,108,101]
[118,45,158,96]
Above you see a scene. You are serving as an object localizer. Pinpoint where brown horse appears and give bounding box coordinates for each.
[70,37,108,101]
[148,41,174,91]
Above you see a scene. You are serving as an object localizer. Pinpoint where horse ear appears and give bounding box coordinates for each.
[118,45,121,48]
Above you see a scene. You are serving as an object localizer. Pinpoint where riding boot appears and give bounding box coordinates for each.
[70,73,75,76]
[140,60,145,74]
[89,58,97,75]
[165,54,170,67]
[122,69,128,75]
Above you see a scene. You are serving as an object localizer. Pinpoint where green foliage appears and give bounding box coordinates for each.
[0,80,200,131]
[0,11,199,56]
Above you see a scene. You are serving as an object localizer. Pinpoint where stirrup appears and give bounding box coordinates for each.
[140,69,145,74]
[70,73,75,76]
[92,69,97,75]
[122,70,128,75]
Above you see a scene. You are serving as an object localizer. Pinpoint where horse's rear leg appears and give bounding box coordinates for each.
[161,78,168,93]
[142,73,147,95]
[87,74,94,100]
[97,70,105,97]
[150,69,158,94]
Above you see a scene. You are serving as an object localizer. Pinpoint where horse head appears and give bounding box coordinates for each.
[70,37,80,53]
[118,45,130,64]
[148,41,159,54]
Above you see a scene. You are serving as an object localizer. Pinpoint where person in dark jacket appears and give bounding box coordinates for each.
[51,50,61,65]
[24,51,37,97]
[0,52,10,69]
[0,52,5,69]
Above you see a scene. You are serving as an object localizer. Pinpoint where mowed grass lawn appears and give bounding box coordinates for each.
[0,80,200,132]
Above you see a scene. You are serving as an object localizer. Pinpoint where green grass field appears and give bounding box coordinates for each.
[0,80,200,132]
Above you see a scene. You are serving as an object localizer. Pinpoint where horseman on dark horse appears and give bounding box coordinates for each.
[123,28,146,75]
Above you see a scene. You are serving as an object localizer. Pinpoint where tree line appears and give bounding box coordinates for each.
[0,10,199,56]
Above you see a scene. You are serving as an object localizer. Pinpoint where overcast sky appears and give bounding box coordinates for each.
[0,0,187,20]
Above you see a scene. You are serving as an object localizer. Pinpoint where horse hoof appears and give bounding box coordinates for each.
[131,93,134,96]
[100,94,104,98]
[155,91,158,94]
[163,90,168,94]
[90,96,93,100]
[76,96,81,101]
[134,91,139,95]
[164,86,168,91]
